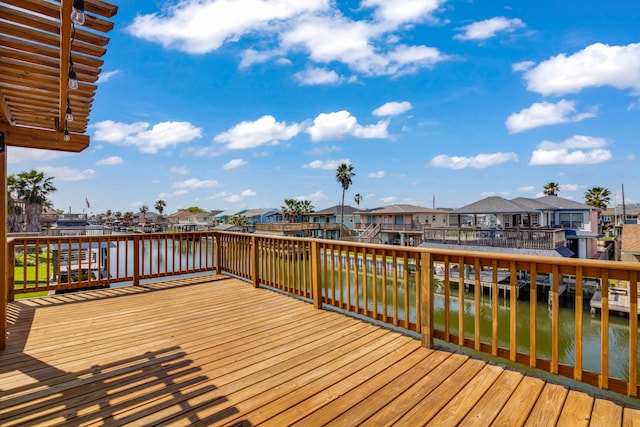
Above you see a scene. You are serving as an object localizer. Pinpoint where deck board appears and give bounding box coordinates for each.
[1,274,639,426]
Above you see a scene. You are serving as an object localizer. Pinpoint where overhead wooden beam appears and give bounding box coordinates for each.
[59,0,72,133]
[0,123,89,152]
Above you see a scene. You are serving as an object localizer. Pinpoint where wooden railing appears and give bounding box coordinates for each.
[9,232,215,298]
[423,227,567,250]
[6,231,640,398]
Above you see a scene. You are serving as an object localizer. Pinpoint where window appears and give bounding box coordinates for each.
[560,212,583,228]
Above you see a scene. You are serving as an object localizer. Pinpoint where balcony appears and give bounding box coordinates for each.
[3,231,640,423]
[423,226,567,250]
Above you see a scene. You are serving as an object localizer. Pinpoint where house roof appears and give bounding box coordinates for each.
[244,208,277,218]
[364,204,447,215]
[1,0,119,152]
[535,195,596,210]
[452,197,535,215]
[452,195,595,215]
[307,205,363,216]
[215,209,246,218]
[622,224,640,252]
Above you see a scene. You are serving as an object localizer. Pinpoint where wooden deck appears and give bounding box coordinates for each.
[2,275,639,426]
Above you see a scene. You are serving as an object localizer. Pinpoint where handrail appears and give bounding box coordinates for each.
[7,230,640,398]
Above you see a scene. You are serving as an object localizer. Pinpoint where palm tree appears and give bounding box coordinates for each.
[299,200,315,215]
[584,187,611,234]
[584,187,611,209]
[139,205,149,223]
[229,214,249,232]
[155,200,166,216]
[543,182,560,196]
[7,174,23,232]
[281,198,300,223]
[11,170,57,232]
[336,163,355,239]
[354,193,362,207]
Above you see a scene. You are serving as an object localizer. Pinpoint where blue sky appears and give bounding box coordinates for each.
[8,0,640,214]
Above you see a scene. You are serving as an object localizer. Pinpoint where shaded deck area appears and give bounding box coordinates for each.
[2,275,639,426]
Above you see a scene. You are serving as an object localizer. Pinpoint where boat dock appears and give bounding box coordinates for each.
[590,286,640,316]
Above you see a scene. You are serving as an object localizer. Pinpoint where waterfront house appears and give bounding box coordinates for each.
[428,195,600,258]
[243,208,280,227]
[213,209,247,225]
[304,205,363,239]
[353,204,450,246]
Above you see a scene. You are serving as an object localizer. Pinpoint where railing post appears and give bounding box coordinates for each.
[311,240,322,310]
[420,251,434,348]
[251,235,259,288]
[215,232,222,274]
[7,240,15,303]
[1,133,7,351]
[133,235,140,286]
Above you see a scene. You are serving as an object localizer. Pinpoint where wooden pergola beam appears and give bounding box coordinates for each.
[0,123,89,152]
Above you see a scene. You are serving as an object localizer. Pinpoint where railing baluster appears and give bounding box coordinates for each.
[491,259,498,357]
[420,251,434,348]
[600,269,610,389]
[551,263,560,373]
[529,263,537,367]
[574,265,583,381]
[444,255,450,342]
[372,247,378,320]
[458,256,465,346]
[474,258,481,351]
[510,260,517,362]
[630,270,638,397]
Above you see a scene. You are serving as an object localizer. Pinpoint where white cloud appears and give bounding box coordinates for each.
[128,0,451,79]
[561,183,580,192]
[214,115,301,150]
[239,48,282,68]
[221,189,257,203]
[170,167,190,175]
[380,196,397,204]
[529,135,612,165]
[518,185,536,192]
[368,170,385,178]
[306,110,388,141]
[372,101,413,117]
[505,100,597,133]
[628,99,640,111]
[96,156,123,166]
[429,152,518,169]
[172,178,221,189]
[223,158,248,170]
[293,67,344,85]
[39,166,95,181]
[303,159,351,170]
[362,0,443,26]
[307,145,342,155]
[516,42,640,96]
[97,70,121,83]
[7,147,71,165]
[295,191,328,204]
[454,17,525,41]
[127,1,329,54]
[93,120,202,153]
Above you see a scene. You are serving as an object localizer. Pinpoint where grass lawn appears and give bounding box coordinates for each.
[13,264,51,297]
